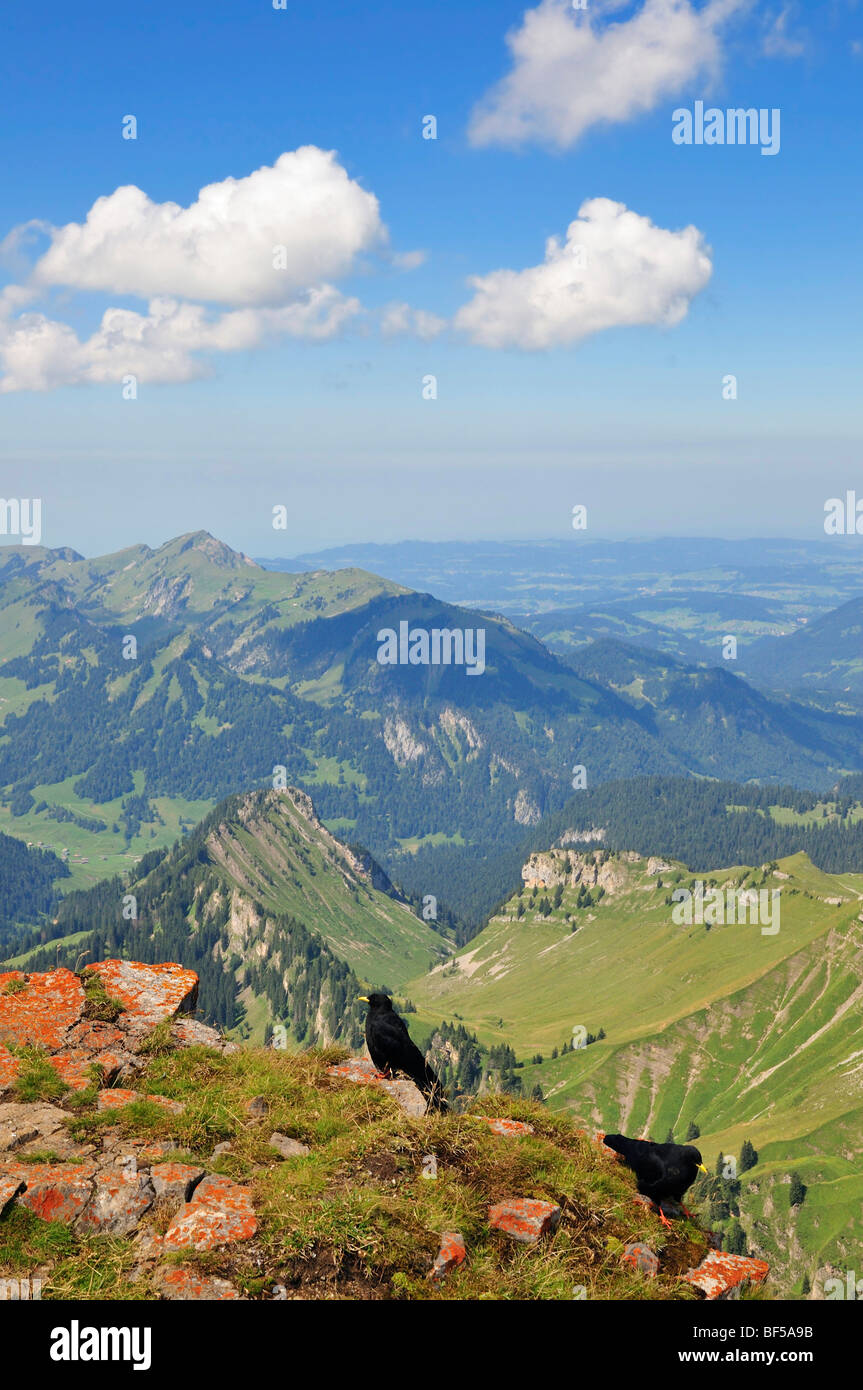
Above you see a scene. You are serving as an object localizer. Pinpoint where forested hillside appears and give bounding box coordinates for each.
[3,788,446,1042]
[0,830,68,947]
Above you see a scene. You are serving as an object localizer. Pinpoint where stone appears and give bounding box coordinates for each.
[268,1132,309,1159]
[162,1202,257,1251]
[0,962,204,1120]
[49,1051,123,1091]
[488,1198,562,1243]
[192,1174,255,1210]
[0,1175,25,1216]
[163,1173,257,1252]
[622,1241,659,1278]
[0,1046,20,1097]
[683,1250,770,1300]
[0,1102,67,1154]
[172,1019,224,1049]
[13,1163,98,1225]
[150,1163,204,1206]
[0,970,85,1051]
[64,1020,127,1054]
[77,1171,154,1236]
[326,1057,427,1117]
[138,1143,174,1164]
[211,1141,233,1159]
[84,960,198,1028]
[246,1096,269,1117]
[156,1266,242,1301]
[96,1088,139,1110]
[96,1089,184,1115]
[429,1231,466,1280]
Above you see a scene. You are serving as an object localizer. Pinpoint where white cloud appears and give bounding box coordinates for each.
[389,249,428,271]
[762,6,806,57]
[0,288,360,393]
[380,301,446,340]
[468,0,745,149]
[31,147,384,306]
[453,197,712,349]
[0,148,406,390]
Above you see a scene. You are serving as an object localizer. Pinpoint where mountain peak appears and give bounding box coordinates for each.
[157,531,260,570]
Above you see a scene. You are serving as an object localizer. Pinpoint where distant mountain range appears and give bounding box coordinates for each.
[257,534,863,621]
[4,530,863,928]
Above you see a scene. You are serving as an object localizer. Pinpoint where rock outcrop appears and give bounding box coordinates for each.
[0,960,253,1299]
[0,960,233,1101]
[326,1056,427,1117]
[522,848,639,895]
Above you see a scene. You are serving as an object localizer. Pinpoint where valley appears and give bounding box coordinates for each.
[3,528,863,1300]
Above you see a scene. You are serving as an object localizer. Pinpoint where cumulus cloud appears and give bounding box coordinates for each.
[468,0,745,149]
[453,198,712,349]
[32,147,384,306]
[0,288,360,393]
[0,147,426,390]
[380,301,446,340]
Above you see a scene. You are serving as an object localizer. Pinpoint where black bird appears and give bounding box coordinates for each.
[603,1134,707,1225]
[358,993,448,1112]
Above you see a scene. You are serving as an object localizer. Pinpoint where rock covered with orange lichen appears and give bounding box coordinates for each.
[0,960,255,1298]
[0,960,234,1101]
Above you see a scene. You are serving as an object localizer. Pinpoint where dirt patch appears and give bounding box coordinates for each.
[278,1246,386,1300]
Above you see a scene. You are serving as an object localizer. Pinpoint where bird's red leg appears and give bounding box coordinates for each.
[679,1203,695,1220]
[644,1201,675,1228]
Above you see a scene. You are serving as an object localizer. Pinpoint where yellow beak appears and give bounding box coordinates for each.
[358,996,369,1002]
[697,1164,708,1174]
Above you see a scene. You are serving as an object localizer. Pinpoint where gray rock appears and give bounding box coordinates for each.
[150,1162,205,1209]
[0,1102,67,1154]
[269,1132,310,1159]
[76,1172,155,1236]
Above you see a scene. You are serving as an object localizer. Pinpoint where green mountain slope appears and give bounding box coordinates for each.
[200,786,448,986]
[742,595,863,695]
[405,848,863,1294]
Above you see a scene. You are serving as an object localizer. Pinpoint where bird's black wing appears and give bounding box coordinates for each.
[607,1136,667,1194]
[654,1149,694,1200]
[630,1148,667,1196]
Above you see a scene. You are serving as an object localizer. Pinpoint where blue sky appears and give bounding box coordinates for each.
[0,0,861,555]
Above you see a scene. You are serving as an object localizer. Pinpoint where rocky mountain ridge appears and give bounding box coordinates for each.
[0,960,770,1302]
